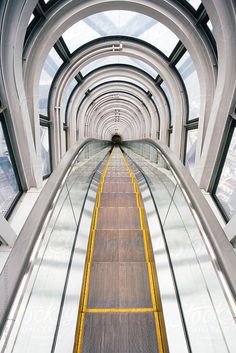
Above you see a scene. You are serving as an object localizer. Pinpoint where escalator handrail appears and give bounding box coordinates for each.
[124,138,236,303]
[0,138,110,335]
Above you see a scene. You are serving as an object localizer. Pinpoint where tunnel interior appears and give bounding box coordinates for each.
[112,134,122,144]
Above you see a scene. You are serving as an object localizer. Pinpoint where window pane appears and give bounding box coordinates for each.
[40,126,51,177]
[176,51,200,121]
[139,21,179,57]
[185,0,201,10]
[215,128,236,220]
[80,55,158,78]
[185,128,198,172]
[28,13,35,25]
[62,11,179,56]
[38,47,63,116]
[0,121,20,216]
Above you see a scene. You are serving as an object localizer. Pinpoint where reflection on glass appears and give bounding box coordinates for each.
[186,0,201,9]
[169,131,173,149]
[215,128,236,220]
[0,121,20,216]
[80,55,158,78]
[28,13,35,25]
[62,11,179,56]
[176,51,200,121]
[40,126,51,177]
[90,76,148,91]
[207,20,213,31]
[185,128,197,172]
[161,81,173,125]
[61,79,77,123]
[38,47,63,116]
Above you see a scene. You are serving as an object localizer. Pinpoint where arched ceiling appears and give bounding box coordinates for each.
[21,0,217,162]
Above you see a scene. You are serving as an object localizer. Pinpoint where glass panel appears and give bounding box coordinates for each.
[139,21,179,57]
[80,55,158,78]
[169,131,173,149]
[160,81,173,125]
[185,0,201,9]
[176,51,200,121]
[62,11,179,56]
[40,125,51,177]
[90,76,148,91]
[215,127,236,220]
[61,79,77,123]
[38,48,63,116]
[28,13,35,25]
[207,20,213,31]
[0,121,20,216]
[185,128,198,172]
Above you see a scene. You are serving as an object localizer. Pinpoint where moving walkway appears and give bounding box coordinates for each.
[73,147,166,353]
[0,140,236,353]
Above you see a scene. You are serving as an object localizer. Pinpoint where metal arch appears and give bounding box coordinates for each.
[22,0,216,146]
[96,113,139,139]
[86,99,144,137]
[68,66,169,148]
[0,0,217,181]
[103,124,131,140]
[83,90,152,136]
[197,0,236,190]
[74,78,160,134]
[89,103,143,139]
[23,0,216,103]
[45,38,187,160]
[82,81,160,133]
[101,118,135,140]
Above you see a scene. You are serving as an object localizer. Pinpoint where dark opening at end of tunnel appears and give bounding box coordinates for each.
[112,134,122,144]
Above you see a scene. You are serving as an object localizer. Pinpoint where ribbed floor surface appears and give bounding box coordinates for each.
[77,148,161,353]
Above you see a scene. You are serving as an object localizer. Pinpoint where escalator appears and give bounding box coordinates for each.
[73,147,167,353]
[1,141,235,353]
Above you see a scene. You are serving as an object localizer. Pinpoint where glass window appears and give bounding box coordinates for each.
[176,51,200,121]
[160,81,173,125]
[139,21,179,57]
[38,47,63,116]
[40,125,51,177]
[80,55,158,78]
[0,119,21,216]
[62,11,179,56]
[207,20,213,31]
[185,128,198,172]
[185,0,201,10]
[28,13,35,25]
[61,79,77,123]
[214,126,236,220]
[169,130,173,149]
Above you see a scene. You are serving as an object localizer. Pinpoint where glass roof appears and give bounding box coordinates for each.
[38,47,63,116]
[176,51,200,120]
[80,55,158,78]
[62,11,179,57]
[185,0,201,10]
